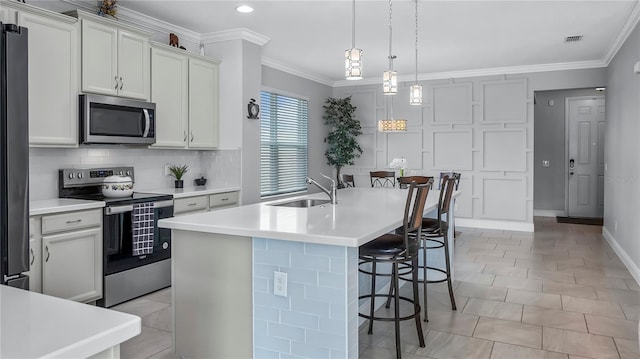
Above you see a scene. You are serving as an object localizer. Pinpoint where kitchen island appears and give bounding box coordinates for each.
[159,187,458,359]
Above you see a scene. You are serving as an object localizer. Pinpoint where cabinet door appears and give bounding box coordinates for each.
[117,30,150,100]
[42,227,102,303]
[151,47,188,148]
[19,12,78,147]
[188,58,219,149]
[81,20,118,96]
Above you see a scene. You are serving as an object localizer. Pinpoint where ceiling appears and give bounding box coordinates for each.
[43,1,640,86]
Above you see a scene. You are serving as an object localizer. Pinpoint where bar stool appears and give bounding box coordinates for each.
[358,180,432,358]
[420,176,457,321]
[341,174,355,187]
[370,171,396,188]
[439,172,461,190]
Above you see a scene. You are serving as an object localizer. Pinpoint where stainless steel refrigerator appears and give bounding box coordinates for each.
[0,22,29,289]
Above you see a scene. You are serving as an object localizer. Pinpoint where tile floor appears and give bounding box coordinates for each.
[112,217,640,359]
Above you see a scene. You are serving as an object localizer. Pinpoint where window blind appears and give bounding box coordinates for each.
[260,91,308,197]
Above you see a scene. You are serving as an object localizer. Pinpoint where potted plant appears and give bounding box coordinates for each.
[168,164,189,188]
[323,96,363,187]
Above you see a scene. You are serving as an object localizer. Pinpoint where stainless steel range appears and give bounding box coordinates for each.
[59,166,173,307]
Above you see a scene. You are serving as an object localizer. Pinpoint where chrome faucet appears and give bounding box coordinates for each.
[306,173,338,204]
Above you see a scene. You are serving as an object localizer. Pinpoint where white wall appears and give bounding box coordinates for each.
[603,21,640,280]
[334,68,606,231]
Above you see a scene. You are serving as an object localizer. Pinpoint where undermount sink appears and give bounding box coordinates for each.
[270,199,331,208]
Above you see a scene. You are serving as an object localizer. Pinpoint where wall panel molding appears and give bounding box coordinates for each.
[480,79,528,124]
[431,83,473,125]
[481,128,527,172]
[481,176,527,221]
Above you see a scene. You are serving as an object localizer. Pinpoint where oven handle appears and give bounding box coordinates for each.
[105,200,174,215]
[142,109,151,138]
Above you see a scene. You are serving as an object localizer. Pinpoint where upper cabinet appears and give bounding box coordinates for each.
[2,1,80,147]
[71,10,151,101]
[151,43,219,149]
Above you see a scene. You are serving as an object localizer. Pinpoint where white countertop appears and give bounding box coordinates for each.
[160,187,456,247]
[141,186,240,199]
[30,198,106,216]
[0,285,141,359]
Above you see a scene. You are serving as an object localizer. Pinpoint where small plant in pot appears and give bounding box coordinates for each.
[168,164,188,188]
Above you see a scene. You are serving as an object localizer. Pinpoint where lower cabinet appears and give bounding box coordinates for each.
[173,191,239,216]
[29,208,103,303]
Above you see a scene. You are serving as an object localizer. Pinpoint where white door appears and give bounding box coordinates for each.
[151,47,188,148]
[19,12,78,147]
[567,97,605,218]
[81,19,118,96]
[42,228,102,303]
[188,58,219,149]
[117,29,150,100]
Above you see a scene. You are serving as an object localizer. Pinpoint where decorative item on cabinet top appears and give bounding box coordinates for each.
[98,0,117,19]
[247,98,260,119]
[169,33,186,50]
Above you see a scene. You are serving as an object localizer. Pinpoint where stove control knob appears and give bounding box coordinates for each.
[162,242,169,250]
[68,173,75,179]
[126,170,131,176]
[77,172,84,179]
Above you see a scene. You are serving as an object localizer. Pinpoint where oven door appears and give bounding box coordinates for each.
[103,200,173,275]
[81,94,156,145]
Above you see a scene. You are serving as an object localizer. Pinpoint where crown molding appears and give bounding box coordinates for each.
[603,0,640,65]
[61,0,201,45]
[262,57,334,87]
[201,28,270,46]
[332,60,607,87]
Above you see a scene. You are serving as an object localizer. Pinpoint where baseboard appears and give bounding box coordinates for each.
[602,227,640,286]
[456,218,534,233]
[533,209,566,217]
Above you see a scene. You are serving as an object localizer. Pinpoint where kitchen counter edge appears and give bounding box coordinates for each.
[30,198,106,216]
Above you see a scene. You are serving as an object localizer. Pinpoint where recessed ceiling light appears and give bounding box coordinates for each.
[236,5,254,13]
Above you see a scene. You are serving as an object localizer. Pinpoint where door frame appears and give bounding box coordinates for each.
[564,95,605,217]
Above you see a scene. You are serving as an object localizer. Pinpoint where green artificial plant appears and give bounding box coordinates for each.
[168,164,189,180]
[323,96,363,186]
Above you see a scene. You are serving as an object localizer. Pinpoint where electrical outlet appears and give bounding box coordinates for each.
[274,271,287,297]
[164,165,171,176]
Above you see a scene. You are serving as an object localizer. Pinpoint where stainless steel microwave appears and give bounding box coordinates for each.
[80,94,156,145]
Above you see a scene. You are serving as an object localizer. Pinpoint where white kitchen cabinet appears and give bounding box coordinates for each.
[1,1,79,147]
[29,208,103,304]
[150,43,219,149]
[173,191,239,216]
[150,45,189,148]
[188,58,219,148]
[74,10,150,100]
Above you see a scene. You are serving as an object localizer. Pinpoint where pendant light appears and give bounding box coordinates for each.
[382,0,397,95]
[409,0,422,105]
[378,96,407,132]
[345,0,363,80]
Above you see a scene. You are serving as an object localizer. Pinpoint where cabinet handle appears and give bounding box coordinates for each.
[119,77,123,90]
[190,132,194,142]
[114,76,119,89]
[221,198,229,201]
[45,246,50,262]
[183,131,187,142]
[66,219,82,224]
[187,203,197,207]
[30,248,34,266]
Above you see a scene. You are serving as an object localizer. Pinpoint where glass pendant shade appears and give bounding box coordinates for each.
[377,119,407,132]
[409,84,423,105]
[345,48,363,80]
[383,70,397,95]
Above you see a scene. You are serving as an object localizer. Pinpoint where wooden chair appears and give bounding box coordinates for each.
[370,171,396,188]
[341,174,355,188]
[439,172,461,190]
[358,180,431,357]
[398,176,433,189]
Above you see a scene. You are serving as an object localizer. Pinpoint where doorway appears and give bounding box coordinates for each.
[533,88,606,219]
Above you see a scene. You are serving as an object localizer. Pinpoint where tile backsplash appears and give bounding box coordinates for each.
[29,147,241,201]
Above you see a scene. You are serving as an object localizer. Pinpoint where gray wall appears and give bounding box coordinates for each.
[533,88,603,213]
[261,66,333,198]
[604,20,640,274]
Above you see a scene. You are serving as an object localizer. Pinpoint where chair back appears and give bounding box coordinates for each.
[399,176,433,188]
[341,174,355,188]
[401,180,432,256]
[432,176,456,234]
[439,172,461,190]
[370,171,396,188]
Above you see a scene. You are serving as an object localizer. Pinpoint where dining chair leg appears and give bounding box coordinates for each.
[385,264,396,309]
[393,262,402,358]
[443,232,456,310]
[368,259,377,334]
[412,256,426,348]
[422,239,429,322]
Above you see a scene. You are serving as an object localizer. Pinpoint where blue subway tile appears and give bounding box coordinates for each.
[319,317,346,334]
[281,310,319,330]
[330,303,346,319]
[268,322,306,342]
[318,272,345,289]
[286,268,319,286]
[255,291,291,310]
[304,243,345,258]
[254,264,281,279]
[330,257,346,274]
[255,249,290,267]
[255,305,280,322]
[291,296,331,317]
[254,348,279,359]
[268,239,305,253]
[253,237,268,250]
[254,332,291,354]
[305,285,345,305]
[291,254,330,272]
[288,282,305,298]
[254,277,270,293]
[306,330,347,351]
[331,350,348,359]
[281,354,307,359]
[291,341,332,359]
